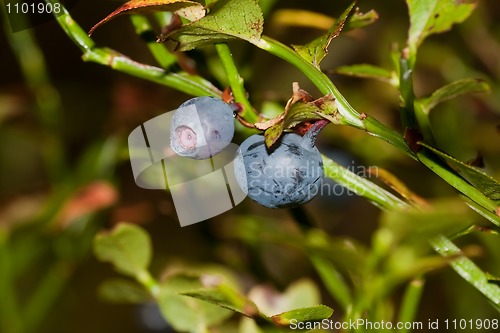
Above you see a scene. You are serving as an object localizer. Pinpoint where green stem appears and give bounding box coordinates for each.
[215,43,258,122]
[321,155,407,210]
[258,35,499,230]
[431,235,500,310]
[414,103,437,146]
[45,0,95,52]
[137,270,160,299]
[417,150,498,214]
[83,47,220,97]
[322,154,500,312]
[45,0,220,97]
[256,36,413,157]
[130,15,177,69]
[399,57,417,130]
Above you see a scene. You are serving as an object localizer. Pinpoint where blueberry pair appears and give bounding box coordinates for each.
[170,97,324,208]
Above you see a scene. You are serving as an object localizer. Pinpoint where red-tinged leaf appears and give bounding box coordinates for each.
[254,82,312,131]
[263,124,284,149]
[89,0,205,36]
[256,83,338,148]
[254,114,284,130]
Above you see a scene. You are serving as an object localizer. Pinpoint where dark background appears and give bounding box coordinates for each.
[1,1,500,332]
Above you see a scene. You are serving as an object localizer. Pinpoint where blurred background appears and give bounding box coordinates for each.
[1,0,500,332]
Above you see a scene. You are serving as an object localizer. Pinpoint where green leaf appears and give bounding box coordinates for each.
[89,0,206,35]
[462,196,500,227]
[166,0,264,51]
[158,274,233,333]
[335,64,398,86]
[98,278,150,303]
[431,235,500,311]
[406,0,478,61]
[270,305,333,326]
[93,223,152,277]
[417,78,490,114]
[182,284,259,317]
[293,2,357,68]
[345,8,379,30]
[419,143,500,201]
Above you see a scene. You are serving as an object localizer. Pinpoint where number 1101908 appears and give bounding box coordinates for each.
[6,1,61,15]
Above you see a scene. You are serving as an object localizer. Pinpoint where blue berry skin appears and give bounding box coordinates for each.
[234,132,324,208]
[170,97,235,159]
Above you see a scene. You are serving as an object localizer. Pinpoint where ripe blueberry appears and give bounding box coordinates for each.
[170,96,235,159]
[234,127,324,208]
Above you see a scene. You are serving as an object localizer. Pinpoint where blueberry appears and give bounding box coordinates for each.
[234,128,324,208]
[170,96,235,159]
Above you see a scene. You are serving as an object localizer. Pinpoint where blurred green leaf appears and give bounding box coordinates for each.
[406,0,478,61]
[182,283,259,317]
[306,229,367,277]
[310,256,352,310]
[98,278,150,303]
[335,64,398,86]
[158,274,233,333]
[270,305,333,326]
[93,223,151,277]
[293,2,356,68]
[167,0,264,51]
[398,278,425,331]
[270,8,377,31]
[89,0,205,35]
[419,143,500,201]
[248,279,320,317]
[75,136,122,185]
[380,199,476,246]
[417,78,490,114]
[278,279,320,313]
[239,318,264,333]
